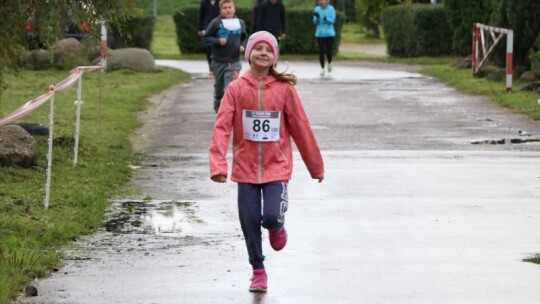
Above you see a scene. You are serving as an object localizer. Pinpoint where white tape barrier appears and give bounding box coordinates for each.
[0,65,102,126]
[0,65,102,209]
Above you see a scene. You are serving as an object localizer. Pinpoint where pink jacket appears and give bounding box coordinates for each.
[209,71,324,184]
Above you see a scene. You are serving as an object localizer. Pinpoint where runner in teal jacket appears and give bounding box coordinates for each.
[313,0,335,76]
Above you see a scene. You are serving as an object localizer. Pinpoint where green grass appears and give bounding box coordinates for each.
[1,4,539,303]
[0,67,190,303]
[423,64,540,121]
[340,23,384,44]
[151,15,180,59]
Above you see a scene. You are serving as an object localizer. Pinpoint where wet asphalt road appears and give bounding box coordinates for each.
[18,60,540,303]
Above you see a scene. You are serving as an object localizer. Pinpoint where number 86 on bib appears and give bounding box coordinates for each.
[242,110,281,142]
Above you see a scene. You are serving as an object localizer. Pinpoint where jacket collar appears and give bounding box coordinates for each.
[241,70,278,87]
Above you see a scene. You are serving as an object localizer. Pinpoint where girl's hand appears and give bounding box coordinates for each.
[211,175,227,183]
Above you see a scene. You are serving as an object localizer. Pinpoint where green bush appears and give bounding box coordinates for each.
[530,36,540,77]
[381,4,452,57]
[492,0,540,69]
[444,0,492,56]
[111,16,156,50]
[173,7,345,55]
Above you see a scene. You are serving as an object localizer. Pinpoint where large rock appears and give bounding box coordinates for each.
[24,49,51,71]
[105,48,158,72]
[52,38,84,69]
[0,125,37,168]
[520,81,540,92]
[519,71,538,83]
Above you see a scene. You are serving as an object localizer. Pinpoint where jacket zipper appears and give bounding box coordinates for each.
[257,79,263,184]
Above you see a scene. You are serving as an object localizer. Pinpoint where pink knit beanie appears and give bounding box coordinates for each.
[245,31,279,66]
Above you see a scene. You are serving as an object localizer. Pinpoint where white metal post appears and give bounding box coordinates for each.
[44,85,55,210]
[100,22,107,70]
[506,30,513,92]
[73,75,82,166]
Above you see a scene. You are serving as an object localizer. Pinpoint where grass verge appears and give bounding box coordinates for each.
[423,64,540,121]
[0,67,190,304]
[152,15,181,59]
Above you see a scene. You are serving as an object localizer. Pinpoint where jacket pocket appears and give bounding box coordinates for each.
[278,145,289,167]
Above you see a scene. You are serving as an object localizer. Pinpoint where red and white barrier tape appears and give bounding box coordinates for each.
[0,66,103,126]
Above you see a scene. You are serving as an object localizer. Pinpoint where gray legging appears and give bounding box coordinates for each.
[212,60,242,113]
[237,181,289,270]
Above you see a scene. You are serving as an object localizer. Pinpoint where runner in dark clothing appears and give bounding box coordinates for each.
[254,0,286,40]
[198,0,220,74]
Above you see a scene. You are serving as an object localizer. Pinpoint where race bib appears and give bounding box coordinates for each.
[222,18,241,31]
[243,110,281,142]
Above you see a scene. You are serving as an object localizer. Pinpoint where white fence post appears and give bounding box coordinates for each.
[44,85,55,210]
[73,75,83,166]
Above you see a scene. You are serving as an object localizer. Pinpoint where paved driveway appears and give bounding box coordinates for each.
[18,60,540,304]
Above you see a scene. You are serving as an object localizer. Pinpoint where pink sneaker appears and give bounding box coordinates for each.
[249,269,268,292]
[269,227,287,251]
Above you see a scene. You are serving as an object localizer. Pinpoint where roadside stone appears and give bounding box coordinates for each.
[104,48,158,72]
[24,49,51,71]
[52,38,85,69]
[519,71,537,83]
[455,56,472,69]
[0,125,36,168]
[520,81,540,92]
[24,285,38,297]
[486,68,506,82]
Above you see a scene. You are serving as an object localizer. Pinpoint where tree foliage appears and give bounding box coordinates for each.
[355,0,386,38]
[494,0,540,68]
[0,0,140,95]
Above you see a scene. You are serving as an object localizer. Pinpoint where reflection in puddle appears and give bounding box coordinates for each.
[104,200,199,237]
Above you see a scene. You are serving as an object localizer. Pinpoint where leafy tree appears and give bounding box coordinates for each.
[355,0,386,38]
[0,0,140,96]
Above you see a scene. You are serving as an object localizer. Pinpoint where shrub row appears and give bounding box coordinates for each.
[445,0,540,70]
[172,7,345,55]
[381,4,452,57]
[110,16,156,50]
[380,0,539,74]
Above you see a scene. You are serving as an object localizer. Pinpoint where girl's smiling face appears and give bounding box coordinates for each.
[249,42,275,74]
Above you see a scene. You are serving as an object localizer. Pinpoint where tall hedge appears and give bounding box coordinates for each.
[445,0,540,69]
[173,7,344,55]
[491,0,540,68]
[381,4,452,57]
[110,16,156,50]
[530,36,540,77]
[444,0,492,56]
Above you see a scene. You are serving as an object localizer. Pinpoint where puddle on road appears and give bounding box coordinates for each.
[105,200,201,238]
